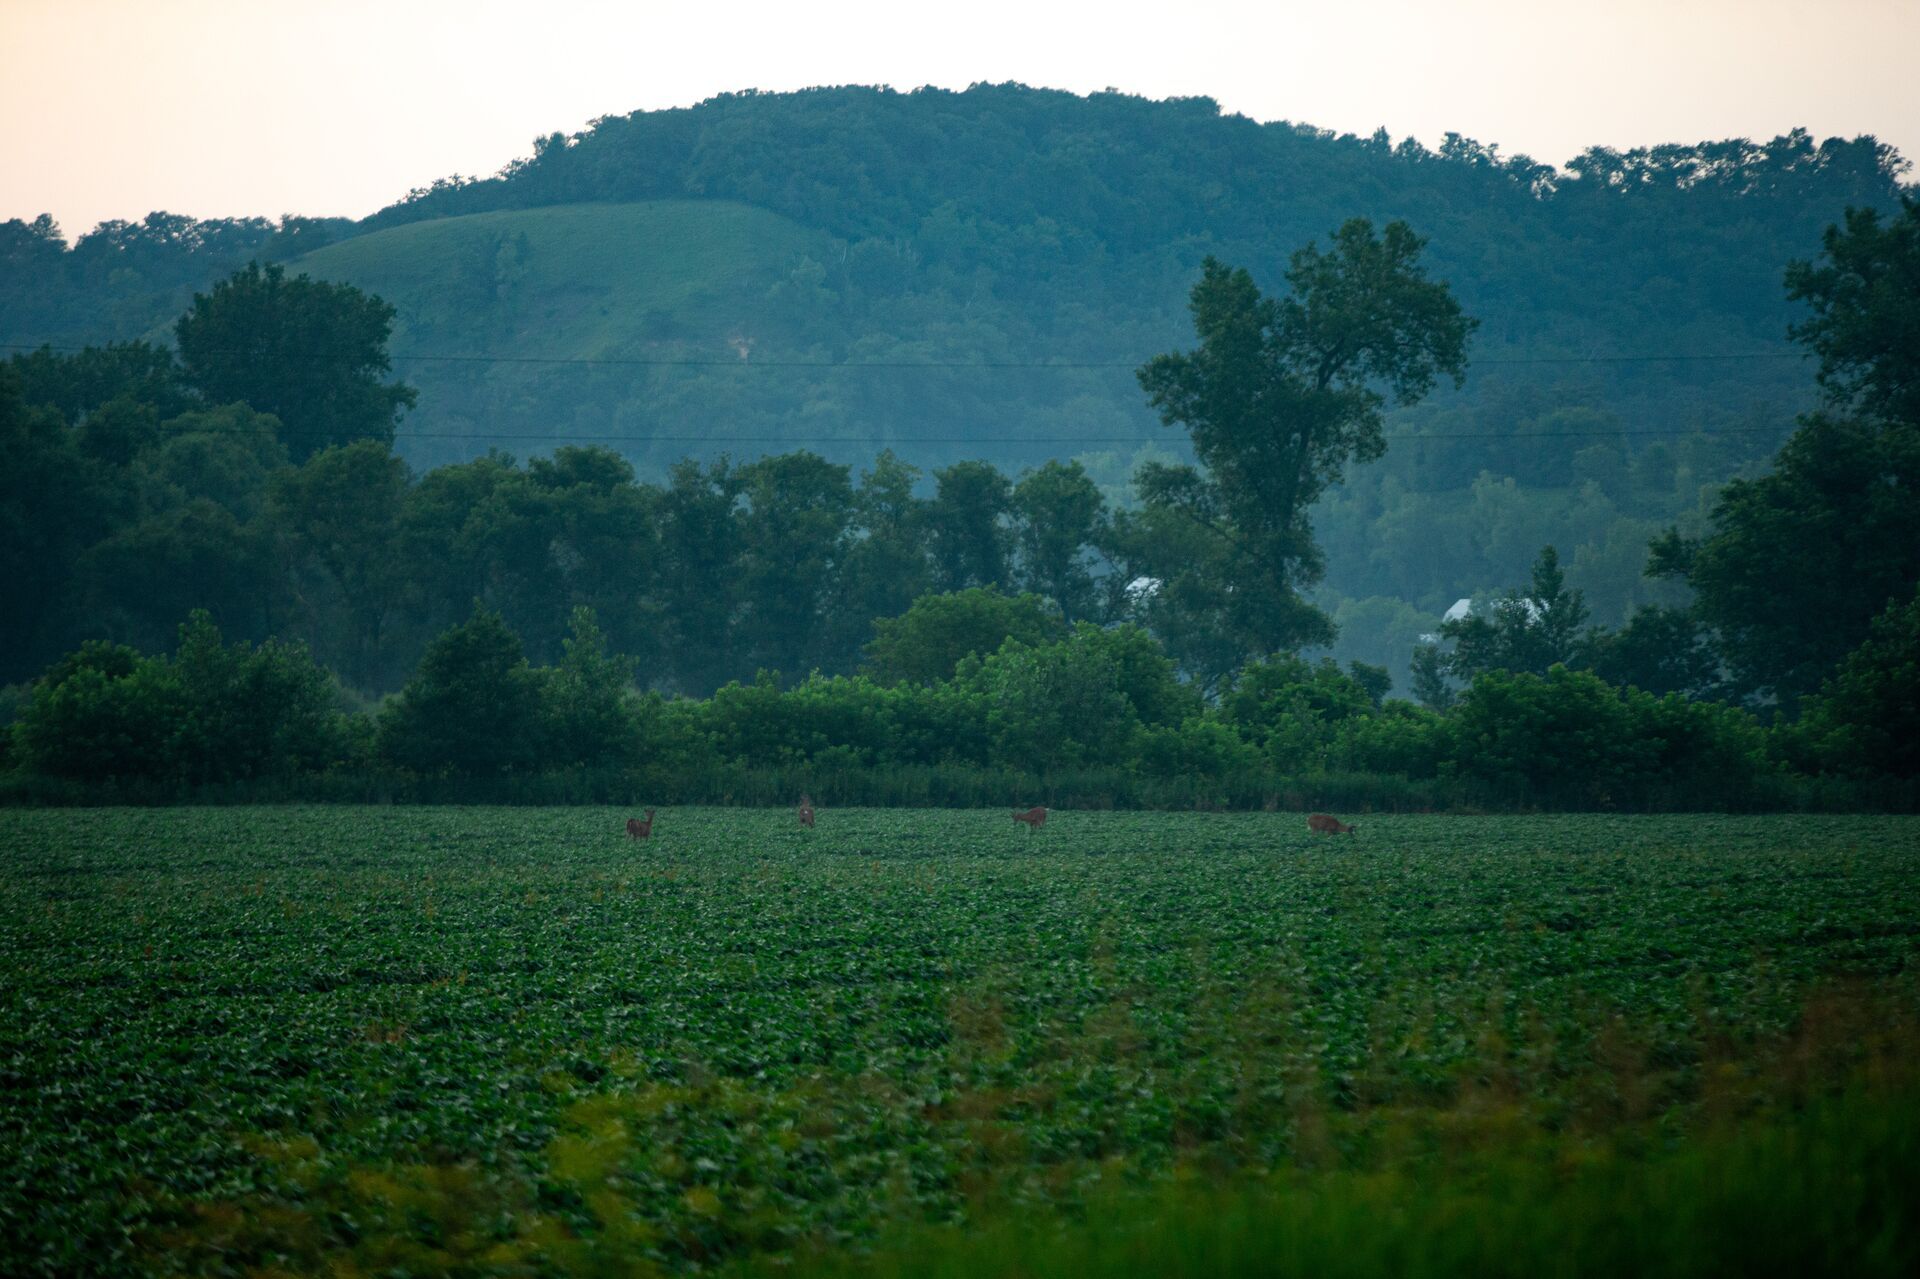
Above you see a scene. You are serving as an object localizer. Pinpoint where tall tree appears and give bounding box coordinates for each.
[927,460,1013,591]
[543,606,641,769]
[654,458,745,694]
[1136,220,1475,660]
[734,451,855,677]
[1784,199,1920,426]
[267,441,411,687]
[0,366,122,681]
[175,263,416,461]
[1650,200,1920,705]
[1011,459,1106,623]
[834,450,933,661]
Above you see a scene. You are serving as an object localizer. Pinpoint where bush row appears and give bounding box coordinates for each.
[4,607,1912,812]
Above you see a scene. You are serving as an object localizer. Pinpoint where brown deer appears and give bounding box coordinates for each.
[1307,813,1355,836]
[797,794,816,828]
[626,810,655,840]
[1013,806,1048,830]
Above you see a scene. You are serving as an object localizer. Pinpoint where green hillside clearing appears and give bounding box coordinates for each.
[294,200,825,359]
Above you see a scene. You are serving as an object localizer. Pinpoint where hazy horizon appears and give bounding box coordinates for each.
[5,0,1917,238]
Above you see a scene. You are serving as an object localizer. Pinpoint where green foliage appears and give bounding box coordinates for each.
[7,340,193,423]
[9,641,180,782]
[1784,198,1920,425]
[268,440,412,687]
[6,96,1907,706]
[142,404,289,520]
[9,617,342,785]
[1652,199,1920,706]
[927,460,1014,592]
[1585,604,1725,699]
[0,365,122,679]
[959,631,1139,772]
[863,587,1065,685]
[1409,643,1457,712]
[166,612,347,784]
[1444,666,1774,807]
[1649,415,1919,704]
[1794,591,1920,779]
[1133,716,1262,780]
[733,451,856,675]
[1135,226,1475,659]
[1220,653,1380,770]
[768,1081,1920,1279]
[377,606,547,776]
[175,262,416,460]
[1441,545,1591,680]
[544,608,641,769]
[1010,459,1107,623]
[836,451,934,648]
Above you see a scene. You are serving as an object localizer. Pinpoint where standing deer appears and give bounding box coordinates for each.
[1307,813,1356,836]
[798,794,816,828]
[1012,806,1048,830]
[626,810,655,840]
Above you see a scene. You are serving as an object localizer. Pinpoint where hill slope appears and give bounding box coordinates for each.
[291,200,832,469]
[5,84,1912,673]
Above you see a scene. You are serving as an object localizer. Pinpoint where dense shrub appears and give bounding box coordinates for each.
[1440,665,1777,807]
[376,607,546,776]
[9,617,345,784]
[1790,591,1920,780]
[863,588,1066,686]
[1,607,1893,811]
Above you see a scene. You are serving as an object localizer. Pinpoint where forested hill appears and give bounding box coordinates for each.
[2,85,1910,671]
[7,87,1908,469]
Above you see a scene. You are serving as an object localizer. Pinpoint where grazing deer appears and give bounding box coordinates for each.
[626,810,655,840]
[1307,813,1356,836]
[1013,806,1048,830]
[798,794,816,828]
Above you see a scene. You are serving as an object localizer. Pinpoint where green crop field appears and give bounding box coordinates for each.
[3,808,1917,1276]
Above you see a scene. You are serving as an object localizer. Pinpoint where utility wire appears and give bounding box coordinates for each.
[381,426,1788,445]
[4,336,1802,446]
[23,421,1789,445]
[2,340,1810,370]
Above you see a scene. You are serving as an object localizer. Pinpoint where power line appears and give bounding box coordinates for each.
[386,426,1788,444]
[3,335,1801,447]
[2,339,1811,370]
[22,419,1788,446]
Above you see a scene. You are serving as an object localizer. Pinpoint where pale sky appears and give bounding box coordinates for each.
[4,0,1916,238]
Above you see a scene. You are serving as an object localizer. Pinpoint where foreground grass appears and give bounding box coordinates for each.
[2,808,1916,1275]
[768,1078,1920,1279]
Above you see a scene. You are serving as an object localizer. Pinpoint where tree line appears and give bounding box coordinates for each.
[3,202,1915,806]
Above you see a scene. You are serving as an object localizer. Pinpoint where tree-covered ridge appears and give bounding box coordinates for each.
[6,85,1908,383]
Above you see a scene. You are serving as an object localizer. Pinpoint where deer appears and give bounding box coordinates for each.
[626,810,655,840]
[1307,813,1356,836]
[797,794,816,828]
[1012,806,1048,830]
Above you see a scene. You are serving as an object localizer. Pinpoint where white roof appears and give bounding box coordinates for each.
[1442,596,1544,625]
